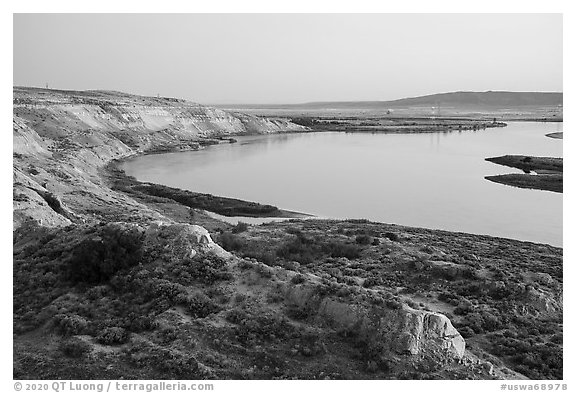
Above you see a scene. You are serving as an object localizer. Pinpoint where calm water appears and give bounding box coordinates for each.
[121,122,563,247]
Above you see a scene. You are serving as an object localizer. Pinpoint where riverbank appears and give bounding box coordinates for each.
[546,132,563,139]
[288,116,507,133]
[485,155,563,193]
[106,160,310,219]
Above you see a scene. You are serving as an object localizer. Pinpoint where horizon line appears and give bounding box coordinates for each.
[13,85,564,107]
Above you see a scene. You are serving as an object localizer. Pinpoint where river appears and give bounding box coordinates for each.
[120,121,563,247]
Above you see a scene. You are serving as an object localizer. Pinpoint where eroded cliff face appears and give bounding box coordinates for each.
[13,87,307,229]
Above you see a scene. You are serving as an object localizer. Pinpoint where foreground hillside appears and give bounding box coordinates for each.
[13,88,562,380]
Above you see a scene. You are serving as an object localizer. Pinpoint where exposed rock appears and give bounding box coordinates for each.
[524,287,561,314]
[283,281,465,360]
[143,221,231,260]
[399,310,466,358]
[481,361,495,375]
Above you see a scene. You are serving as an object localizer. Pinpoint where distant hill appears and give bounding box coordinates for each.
[221,91,563,110]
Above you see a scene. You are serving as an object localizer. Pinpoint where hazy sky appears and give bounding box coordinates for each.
[13,13,563,104]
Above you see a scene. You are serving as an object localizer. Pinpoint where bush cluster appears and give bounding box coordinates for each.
[67,224,145,284]
[97,327,129,345]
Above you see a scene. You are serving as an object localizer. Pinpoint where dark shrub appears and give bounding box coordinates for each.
[232,222,249,234]
[482,312,503,332]
[285,227,303,235]
[184,293,221,318]
[437,291,461,305]
[184,253,232,284]
[385,298,402,310]
[285,304,314,321]
[277,232,362,263]
[53,313,88,336]
[324,241,362,259]
[225,308,248,324]
[97,327,129,345]
[156,326,179,343]
[458,326,475,338]
[60,337,91,358]
[363,277,382,288]
[355,235,372,245]
[125,340,202,378]
[291,274,306,284]
[67,224,144,284]
[218,231,244,251]
[384,232,399,242]
[276,235,318,264]
[241,250,276,266]
[128,315,158,332]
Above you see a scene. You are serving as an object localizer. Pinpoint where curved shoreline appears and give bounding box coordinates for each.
[106,150,312,220]
[110,121,508,222]
[109,128,564,248]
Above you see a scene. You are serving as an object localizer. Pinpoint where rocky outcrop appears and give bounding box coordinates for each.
[143,221,231,261]
[398,309,465,358]
[283,281,466,360]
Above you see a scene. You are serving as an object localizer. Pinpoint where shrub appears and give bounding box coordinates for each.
[324,241,362,259]
[184,254,232,284]
[458,326,475,338]
[218,231,244,252]
[241,250,276,266]
[385,298,402,310]
[97,327,129,345]
[125,340,202,378]
[53,313,88,336]
[363,277,382,288]
[355,235,372,245]
[60,337,91,358]
[291,274,306,285]
[384,232,400,242]
[184,293,221,318]
[277,233,361,262]
[67,224,144,284]
[232,222,249,234]
[234,313,296,344]
[128,315,158,332]
[225,309,248,325]
[276,234,319,264]
[285,304,314,321]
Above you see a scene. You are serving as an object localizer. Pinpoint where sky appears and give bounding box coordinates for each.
[13,13,563,104]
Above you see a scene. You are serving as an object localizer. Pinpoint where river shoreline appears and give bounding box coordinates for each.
[485,155,563,193]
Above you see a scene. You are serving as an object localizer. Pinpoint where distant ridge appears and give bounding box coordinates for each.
[220,91,563,110]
